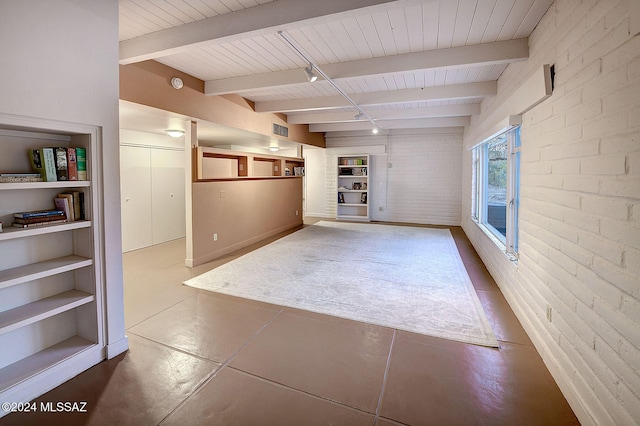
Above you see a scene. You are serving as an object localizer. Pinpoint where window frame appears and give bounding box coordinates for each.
[472,126,520,259]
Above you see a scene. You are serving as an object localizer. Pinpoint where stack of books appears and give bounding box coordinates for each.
[0,173,43,183]
[13,209,68,228]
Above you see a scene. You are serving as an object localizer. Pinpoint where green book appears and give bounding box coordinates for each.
[76,147,87,180]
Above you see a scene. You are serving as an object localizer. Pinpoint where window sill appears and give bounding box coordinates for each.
[472,219,519,266]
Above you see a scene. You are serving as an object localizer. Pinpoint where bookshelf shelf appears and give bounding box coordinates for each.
[0,336,95,392]
[0,255,93,290]
[0,114,103,411]
[0,221,91,241]
[0,181,90,191]
[0,290,94,336]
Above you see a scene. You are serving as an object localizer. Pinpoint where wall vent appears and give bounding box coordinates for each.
[273,123,288,138]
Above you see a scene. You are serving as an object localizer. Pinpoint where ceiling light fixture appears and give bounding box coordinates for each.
[269,146,279,152]
[278,30,379,134]
[166,129,185,138]
[304,64,318,83]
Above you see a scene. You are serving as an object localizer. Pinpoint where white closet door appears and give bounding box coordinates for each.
[151,149,186,244]
[120,146,153,252]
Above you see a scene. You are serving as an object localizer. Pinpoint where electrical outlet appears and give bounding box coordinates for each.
[295,210,299,216]
[220,190,226,198]
[213,233,218,241]
[546,305,552,322]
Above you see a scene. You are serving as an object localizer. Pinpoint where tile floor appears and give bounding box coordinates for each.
[1,220,580,425]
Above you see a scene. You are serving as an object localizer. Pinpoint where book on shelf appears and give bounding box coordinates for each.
[56,193,76,221]
[76,147,87,180]
[54,147,68,181]
[54,197,73,222]
[13,218,67,228]
[14,209,65,219]
[58,191,82,220]
[12,207,67,227]
[0,173,43,183]
[28,148,57,181]
[340,158,365,166]
[14,212,66,224]
[67,147,78,181]
[78,191,86,220]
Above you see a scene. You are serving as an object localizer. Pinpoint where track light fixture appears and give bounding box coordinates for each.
[304,64,318,83]
[278,30,379,134]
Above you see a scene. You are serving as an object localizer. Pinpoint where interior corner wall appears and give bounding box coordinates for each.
[461,1,640,425]
[324,130,463,225]
[0,1,127,357]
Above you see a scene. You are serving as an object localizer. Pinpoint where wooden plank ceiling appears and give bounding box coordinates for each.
[119,0,553,135]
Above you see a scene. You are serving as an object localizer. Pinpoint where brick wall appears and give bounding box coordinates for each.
[461,1,640,424]
[325,130,463,225]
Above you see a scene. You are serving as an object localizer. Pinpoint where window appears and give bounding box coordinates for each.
[472,126,520,257]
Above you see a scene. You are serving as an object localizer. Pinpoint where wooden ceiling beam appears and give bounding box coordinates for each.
[287,104,481,124]
[309,117,470,132]
[119,0,405,64]
[256,81,496,113]
[205,38,527,95]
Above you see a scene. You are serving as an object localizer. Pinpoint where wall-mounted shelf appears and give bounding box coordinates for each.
[194,147,304,181]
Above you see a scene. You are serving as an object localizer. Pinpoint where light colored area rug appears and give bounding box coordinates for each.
[184,221,498,347]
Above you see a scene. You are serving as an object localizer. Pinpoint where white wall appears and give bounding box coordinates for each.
[0,1,127,357]
[461,1,640,425]
[320,129,463,225]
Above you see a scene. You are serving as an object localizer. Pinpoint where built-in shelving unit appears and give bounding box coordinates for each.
[0,115,105,412]
[194,146,304,181]
[337,155,370,221]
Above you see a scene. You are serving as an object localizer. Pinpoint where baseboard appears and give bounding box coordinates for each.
[105,335,129,359]
[190,221,303,267]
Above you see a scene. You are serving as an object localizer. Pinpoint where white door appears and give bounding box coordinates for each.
[151,149,186,244]
[120,146,153,252]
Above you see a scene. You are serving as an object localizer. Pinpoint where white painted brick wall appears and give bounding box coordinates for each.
[325,131,463,225]
[461,1,640,425]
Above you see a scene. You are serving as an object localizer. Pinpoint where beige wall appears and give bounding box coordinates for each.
[189,178,303,266]
[120,60,325,148]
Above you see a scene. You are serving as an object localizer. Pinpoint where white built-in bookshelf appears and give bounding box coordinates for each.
[0,114,105,412]
[337,155,370,221]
